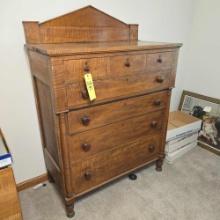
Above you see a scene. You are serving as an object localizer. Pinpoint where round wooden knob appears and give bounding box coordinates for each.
[81,90,88,99]
[81,143,91,152]
[154,99,161,106]
[84,170,92,180]
[124,58,130,67]
[148,144,155,153]
[156,76,164,83]
[151,120,158,128]
[84,62,90,72]
[157,58,163,63]
[81,116,90,126]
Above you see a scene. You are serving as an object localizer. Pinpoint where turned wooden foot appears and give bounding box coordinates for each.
[47,172,55,183]
[156,158,163,172]
[65,202,75,218]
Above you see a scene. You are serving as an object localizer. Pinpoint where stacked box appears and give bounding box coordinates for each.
[165,111,202,163]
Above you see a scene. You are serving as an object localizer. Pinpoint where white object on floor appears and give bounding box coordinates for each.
[33,183,46,190]
[166,111,202,142]
[166,142,197,164]
[166,132,198,153]
[165,111,202,163]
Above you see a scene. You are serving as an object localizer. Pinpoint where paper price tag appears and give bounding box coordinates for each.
[84,73,96,101]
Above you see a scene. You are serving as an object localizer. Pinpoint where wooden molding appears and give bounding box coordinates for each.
[17,173,48,191]
[23,5,138,44]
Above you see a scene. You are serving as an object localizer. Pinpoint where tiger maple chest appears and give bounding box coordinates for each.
[23,6,182,217]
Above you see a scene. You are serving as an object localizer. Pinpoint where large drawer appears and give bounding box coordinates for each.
[67,71,172,109]
[68,111,164,161]
[71,134,161,194]
[67,90,169,134]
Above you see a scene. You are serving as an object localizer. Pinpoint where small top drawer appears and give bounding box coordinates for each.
[110,54,146,77]
[147,52,175,72]
[65,57,108,83]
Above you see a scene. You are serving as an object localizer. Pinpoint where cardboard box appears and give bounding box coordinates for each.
[166,111,202,141]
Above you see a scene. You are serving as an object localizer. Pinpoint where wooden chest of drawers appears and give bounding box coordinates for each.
[23,6,181,217]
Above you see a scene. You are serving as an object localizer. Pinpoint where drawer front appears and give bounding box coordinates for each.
[71,134,161,194]
[110,54,146,76]
[52,51,177,112]
[65,57,109,83]
[68,111,164,161]
[147,52,175,72]
[67,71,171,109]
[67,91,169,134]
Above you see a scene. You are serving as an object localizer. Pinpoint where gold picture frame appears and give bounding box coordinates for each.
[179,90,220,156]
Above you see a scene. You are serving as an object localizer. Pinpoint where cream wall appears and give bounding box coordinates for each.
[0,0,194,183]
[182,0,220,99]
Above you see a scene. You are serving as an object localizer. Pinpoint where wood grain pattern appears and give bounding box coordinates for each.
[0,167,22,220]
[26,41,181,56]
[66,71,172,109]
[65,57,109,83]
[41,6,128,28]
[35,79,60,164]
[68,111,163,161]
[110,53,146,76]
[67,91,168,134]
[147,51,176,73]
[23,5,182,217]
[23,6,137,44]
[71,134,161,194]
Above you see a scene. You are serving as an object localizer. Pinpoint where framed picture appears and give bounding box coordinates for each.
[179,90,220,155]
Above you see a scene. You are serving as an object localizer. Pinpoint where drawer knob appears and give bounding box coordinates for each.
[81,116,90,126]
[84,170,92,180]
[81,90,89,99]
[148,144,156,153]
[81,143,91,152]
[84,62,90,72]
[156,76,164,83]
[154,99,161,106]
[151,120,158,128]
[124,58,130,67]
[157,58,163,63]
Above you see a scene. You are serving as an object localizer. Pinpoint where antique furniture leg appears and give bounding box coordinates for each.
[65,198,75,218]
[47,172,55,183]
[156,158,164,172]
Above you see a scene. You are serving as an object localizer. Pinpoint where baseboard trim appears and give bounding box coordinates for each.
[17,173,48,191]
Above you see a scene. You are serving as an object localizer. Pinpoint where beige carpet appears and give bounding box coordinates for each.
[19,147,220,220]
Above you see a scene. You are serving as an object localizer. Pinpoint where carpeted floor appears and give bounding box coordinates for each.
[19,146,220,220]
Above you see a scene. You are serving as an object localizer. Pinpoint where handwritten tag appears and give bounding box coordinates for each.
[84,73,96,101]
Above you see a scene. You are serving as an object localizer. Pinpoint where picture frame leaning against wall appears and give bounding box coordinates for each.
[179,90,220,155]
